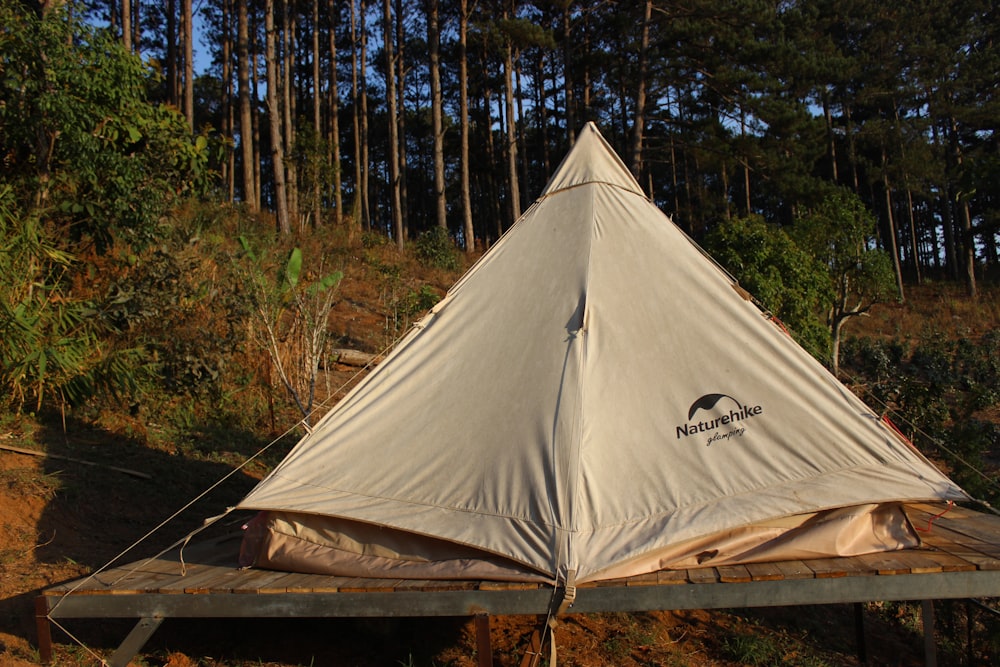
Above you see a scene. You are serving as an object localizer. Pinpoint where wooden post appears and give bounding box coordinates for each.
[922,599,937,667]
[475,613,493,667]
[854,602,868,664]
[35,596,52,664]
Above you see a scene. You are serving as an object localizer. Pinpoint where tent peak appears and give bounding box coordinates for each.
[541,123,645,198]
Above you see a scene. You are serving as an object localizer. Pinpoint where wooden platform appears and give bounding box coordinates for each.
[36,503,1000,666]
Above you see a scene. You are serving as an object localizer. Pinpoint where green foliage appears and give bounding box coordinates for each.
[0,1,209,250]
[792,190,896,315]
[704,214,833,359]
[414,227,460,271]
[0,185,147,412]
[841,331,1000,502]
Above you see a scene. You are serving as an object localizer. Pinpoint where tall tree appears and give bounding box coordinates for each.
[383,0,404,247]
[121,0,131,52]
[282,0,299,229]
[427,0,447,230]
[183,0,194,129]
[311,0,322,226]
[327,0,343,225]
[265,0,290,232]
[458,0,474,251]
[628,0,652,182]
[502,1,521,223]
[236,0,257,210]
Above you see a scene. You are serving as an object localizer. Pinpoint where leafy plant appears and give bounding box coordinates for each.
[0,186,146,414]
[414,227,460,271]
[792,190,896,375]
[235,236,343,423]
[0,1,209,251]
[704,214,833,360]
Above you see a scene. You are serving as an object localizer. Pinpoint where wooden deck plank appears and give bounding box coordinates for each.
[478,581,540,591]
[276,573,342,593]
[744,562,784,582]
[773,560,815,580]
[716,564,753,583]
[802,558,850,578]
[230,569,301,594]
[656,569,689,585]
[852,552,913,575]
[916,523,1000,569]
[183,567,243,594]
[913,549,977,572]
[625,572,661,587]
[685,568,719,584]
[890,551,946,575]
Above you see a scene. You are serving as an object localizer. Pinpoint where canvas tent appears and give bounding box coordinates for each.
[237,122,967,586]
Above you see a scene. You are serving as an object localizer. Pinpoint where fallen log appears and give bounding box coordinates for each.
[0,442,152,480]
[330,348,378,368]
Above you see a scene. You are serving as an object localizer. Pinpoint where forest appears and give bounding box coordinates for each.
[2,0,999,443]
[8,0,999,276]
[3,1,1000,664]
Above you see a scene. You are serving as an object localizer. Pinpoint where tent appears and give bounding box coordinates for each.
[237,122,967,586]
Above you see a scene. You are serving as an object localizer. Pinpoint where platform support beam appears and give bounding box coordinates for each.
[853,602,867,664]
[474,613,493,667]
[922,599,937,667]
[109,617,164,667]
[35,597,53,664]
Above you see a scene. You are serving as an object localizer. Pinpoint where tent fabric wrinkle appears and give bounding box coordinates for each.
[237,122,968,584]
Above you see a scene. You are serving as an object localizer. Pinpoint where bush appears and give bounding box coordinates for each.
[414,227,460,271]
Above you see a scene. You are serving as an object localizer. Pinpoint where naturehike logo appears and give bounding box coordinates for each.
[676,393,763,447]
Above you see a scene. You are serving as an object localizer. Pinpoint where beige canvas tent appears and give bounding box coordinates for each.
[237,122,967,586]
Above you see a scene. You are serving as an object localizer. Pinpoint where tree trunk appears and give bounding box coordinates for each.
[394,0,409,233]
[167,0,178,106]
[237,0,258,211]
[502,6,521,223]
[459,0,474,251]
[562,2,575,145]
[121,0,131,52]
[350,0,363,233]
[515,53,529,211]
[328,0,343,225]
[628,0,652,182]
[282,1,299,230]
[950,116,978,299]
[251,15,263,210]
[427,0,447,230]
[183,0,194,130]
[223,0,235,202]
[312,0,322,226]
[881,146,905,303]
[266,0,291,233]
[359,0,371,230]
[382,0,404,248]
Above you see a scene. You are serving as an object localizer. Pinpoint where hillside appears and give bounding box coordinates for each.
[2,259,998,666]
